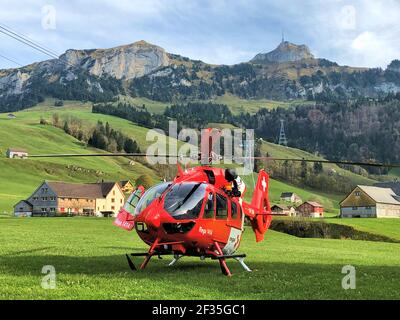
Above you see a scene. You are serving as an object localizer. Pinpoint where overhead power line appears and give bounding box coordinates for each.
[0,52,23,67]
[0,23,60,58]
[0,23,79,70]
[0,26,58,59]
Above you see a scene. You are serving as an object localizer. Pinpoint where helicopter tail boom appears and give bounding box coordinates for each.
[242,170,272,242]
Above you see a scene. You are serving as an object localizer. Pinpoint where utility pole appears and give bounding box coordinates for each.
[278,119,288,147]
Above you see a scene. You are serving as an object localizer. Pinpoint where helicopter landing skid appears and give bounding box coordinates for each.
[125,252,172,271]
[125,251,251,276]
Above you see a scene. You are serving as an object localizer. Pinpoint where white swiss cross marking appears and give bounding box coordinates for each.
[261,177,267,192]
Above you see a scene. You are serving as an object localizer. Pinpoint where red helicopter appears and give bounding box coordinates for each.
[113,164,271,276]
[113,128,271,276]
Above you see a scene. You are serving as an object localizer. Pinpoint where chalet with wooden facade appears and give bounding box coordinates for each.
[14,181,125,217]
[271,204,296,216]
[119,180,135,194]
[340,185,400,218]
[296,201,324,218]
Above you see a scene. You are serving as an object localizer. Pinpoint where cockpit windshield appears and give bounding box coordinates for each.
[124,182,171,216]
[164,183,206,220]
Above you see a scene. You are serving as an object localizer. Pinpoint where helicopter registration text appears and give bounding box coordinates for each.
[198,226,213,236]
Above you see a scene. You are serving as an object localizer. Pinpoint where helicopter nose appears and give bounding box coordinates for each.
[144,212,161,229]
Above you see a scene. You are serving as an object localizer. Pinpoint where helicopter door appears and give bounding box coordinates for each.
[227,200,242,230]
[214,192,230,239]
[114,186,145,231]
[198,192,215,237]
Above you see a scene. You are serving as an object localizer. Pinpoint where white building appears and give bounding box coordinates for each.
[340,185,400,218]
[6,148,28,159]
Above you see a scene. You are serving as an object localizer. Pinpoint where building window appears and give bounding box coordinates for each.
[111,206,115,210]
[366,206,372,210]
[113,191,115,196]
[111,198,115,203]
[355,191,361,197]
[41,208,47,212]
[352,207,358,210]
[50,208,55,212]
[120,199,123,204]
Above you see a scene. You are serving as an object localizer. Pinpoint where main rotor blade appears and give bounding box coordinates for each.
[251,157,400,168]
[27,153,400,168]
[29,153,186,158]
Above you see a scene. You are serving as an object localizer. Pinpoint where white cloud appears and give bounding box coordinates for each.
[0,0,399,69]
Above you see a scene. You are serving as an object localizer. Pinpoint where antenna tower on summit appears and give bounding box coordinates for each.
[278,119,288,147]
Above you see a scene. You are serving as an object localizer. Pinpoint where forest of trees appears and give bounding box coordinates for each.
[234,99,400,172]
[51,114,140,154]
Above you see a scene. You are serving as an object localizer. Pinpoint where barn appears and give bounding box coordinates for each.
[296,201,324,218]
[340,185,400,218]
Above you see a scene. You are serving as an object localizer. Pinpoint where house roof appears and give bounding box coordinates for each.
[301,201,323,208]
[46,181,117,199]
[7,148,28,153]
[357,185,400,205]
[281,192,294,197]
[272,204,289,210]
[373,182,400,196]
[119,180,132,187]
[13,200,32,208]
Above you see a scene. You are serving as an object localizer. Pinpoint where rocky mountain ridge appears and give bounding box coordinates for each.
[1,40,400,112]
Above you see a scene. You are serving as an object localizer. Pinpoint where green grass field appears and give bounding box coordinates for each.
[0,217,399,300]
[110,94,314,115]
[325,218,400,241]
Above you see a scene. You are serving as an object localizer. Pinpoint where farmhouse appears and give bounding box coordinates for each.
[7,113,16,119]
[296,201,324,218]
[280,192,302,204]
[271,204,296,216]
[119,180,135,194]
[6,148,28,159]
[14,200,33,217]
[340,185,400,218]
[14,181,125,217]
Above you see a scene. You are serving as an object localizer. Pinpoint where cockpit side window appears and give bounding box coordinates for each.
[231,201,238,219]
[123,187,144,216]
[216,193,228,220]
[203,192,215,219]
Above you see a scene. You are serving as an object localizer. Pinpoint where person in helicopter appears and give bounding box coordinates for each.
[224,169,246,204]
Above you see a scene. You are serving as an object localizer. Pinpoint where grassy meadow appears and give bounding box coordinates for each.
[0,217,399,300]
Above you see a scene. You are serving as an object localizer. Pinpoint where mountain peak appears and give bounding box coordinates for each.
[251,40,315,64]
[60,40,169,80]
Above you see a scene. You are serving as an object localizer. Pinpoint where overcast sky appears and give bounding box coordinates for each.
[0,0,399,69]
